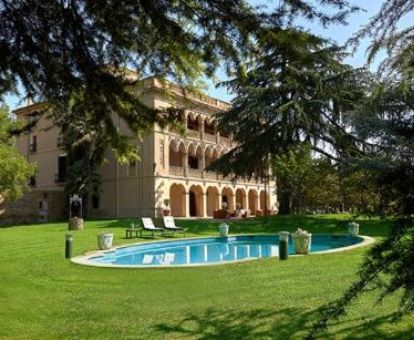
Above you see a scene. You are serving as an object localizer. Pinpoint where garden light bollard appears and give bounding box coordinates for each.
[279,231,290,260]
[65,233,73,259]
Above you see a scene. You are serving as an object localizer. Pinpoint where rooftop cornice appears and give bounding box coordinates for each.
[12,76,231,114]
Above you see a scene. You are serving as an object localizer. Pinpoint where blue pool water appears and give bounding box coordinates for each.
[87,235,364,267]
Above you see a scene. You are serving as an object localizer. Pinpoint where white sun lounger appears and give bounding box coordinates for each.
[162,216,186,237]
[140,217,165,238]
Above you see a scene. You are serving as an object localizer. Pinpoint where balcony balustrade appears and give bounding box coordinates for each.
[204,171,217,179]
[204,133,216,143]
[187,168,202,178]
[219,136,232,146]
[169,166,184,176]
[187,129,200,139]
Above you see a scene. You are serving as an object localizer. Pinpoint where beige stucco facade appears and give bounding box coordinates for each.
[6,77,277,221]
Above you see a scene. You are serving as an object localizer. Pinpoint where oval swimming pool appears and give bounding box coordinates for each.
[72,234,373,268]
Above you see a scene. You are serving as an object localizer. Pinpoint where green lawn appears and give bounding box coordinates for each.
[1,214,413,339]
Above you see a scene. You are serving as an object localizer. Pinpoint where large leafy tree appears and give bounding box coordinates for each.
[273,145,382,215]
[310,1,414,334]
[0,0,267,196]
[0,0,359,197]
[272,143,314,214]
[208,28,370,177]
[0,104,35,200]
[310,78,414,336]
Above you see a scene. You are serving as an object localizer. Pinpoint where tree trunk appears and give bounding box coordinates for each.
[279,191,292,214]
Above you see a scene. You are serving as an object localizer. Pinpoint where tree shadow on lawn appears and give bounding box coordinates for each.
[152,307,413,339]
[96,215,393,238]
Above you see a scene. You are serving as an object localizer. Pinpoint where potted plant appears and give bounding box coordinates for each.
[218,223,229,237]
[163,199,171,216]
[347,221,360,236]
[97,231,114,250]
[292,228,312,254]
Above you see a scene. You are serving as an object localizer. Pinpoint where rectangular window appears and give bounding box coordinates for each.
[128,160,136,176]
[30,135,37,152]
[29,175,36,187]
[160,140,165,168]
[56,155,67,183]
[57,135,64,148]
[92,194,100,209]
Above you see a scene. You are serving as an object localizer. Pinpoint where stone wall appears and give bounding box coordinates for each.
[0,190,66,225]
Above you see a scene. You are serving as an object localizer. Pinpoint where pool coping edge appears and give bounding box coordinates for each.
[70,234,375,269]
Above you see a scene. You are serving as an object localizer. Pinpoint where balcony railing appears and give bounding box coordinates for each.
[204,133,216,143]
[187,129,199,139]
[169,166,184,176]
[219,136,229,145]
[187,168,202,178]
[204,171,217,179]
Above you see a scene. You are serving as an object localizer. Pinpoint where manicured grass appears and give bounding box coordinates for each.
[1,214,413,339]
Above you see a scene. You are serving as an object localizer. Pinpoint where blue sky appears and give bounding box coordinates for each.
[209,0,386,102]
[2,1,396,109]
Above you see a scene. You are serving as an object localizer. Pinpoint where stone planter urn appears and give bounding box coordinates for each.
[292,228,312,255]
[97,232,114,250]
[347,221,360,236]
[163,199,171,216]
[68,217,84,231]
[219,223,229,237]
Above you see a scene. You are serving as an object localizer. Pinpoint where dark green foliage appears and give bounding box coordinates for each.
[209,29,370,177]
[311,83,414,335]
[0,104,35,199]
[312,2,414,332]
[272,144,382,215]
[272,143,314,214]
[0,0,360,195]
[0,0,269,194]
[349,78,414,215]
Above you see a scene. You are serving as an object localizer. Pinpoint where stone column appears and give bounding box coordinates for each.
[184,112,188,134]
[201,152,206,178]
[229,133,234,147]
[218,193,223,210]
[200,119,205,141]
[230,194,236,212]
[184,191,190,217]
[201,193,207,217]
[183,152,188,177]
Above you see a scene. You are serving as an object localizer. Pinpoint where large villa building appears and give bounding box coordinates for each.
[2,77,277,223]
